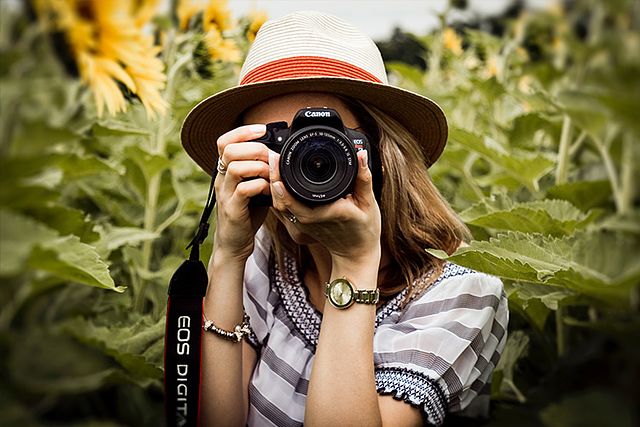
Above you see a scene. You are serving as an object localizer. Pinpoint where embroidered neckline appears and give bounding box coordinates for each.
[272,252,411,348]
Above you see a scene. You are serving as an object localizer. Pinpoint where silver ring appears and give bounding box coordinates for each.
[287,213,298,224]
[217,157,227,175]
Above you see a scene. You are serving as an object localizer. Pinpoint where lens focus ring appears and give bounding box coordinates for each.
[280,126,358,204]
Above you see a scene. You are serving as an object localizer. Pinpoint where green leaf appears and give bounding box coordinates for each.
[540,389,635,427]
[556,91,609,140]
[62,316,165,383]
[386,62,425,90]
[23,204,99,241]
[509,112,560,149]
[510,282,580,310]
[0,209,58,276]
[8,331,120,394]
[428,230,640,305]
[450,127,555,190]
[493,330,529,402]
[28,236,125,292]
[124,146,171,182]
[94,224,159,256]
[11,120,81,156]
[92,119,151,137]
[596,212,640,234]
[460,193,599,236]
[52,152,120,179]
[546,180,612,211]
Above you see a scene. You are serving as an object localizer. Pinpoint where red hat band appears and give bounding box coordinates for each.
[240,56,384,85]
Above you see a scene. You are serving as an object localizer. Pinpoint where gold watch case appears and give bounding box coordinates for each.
[325,277,379,309]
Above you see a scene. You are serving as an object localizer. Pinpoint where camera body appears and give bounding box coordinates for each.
[251,107,381,206]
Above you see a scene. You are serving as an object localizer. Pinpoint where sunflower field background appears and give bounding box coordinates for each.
[0,0,638,426]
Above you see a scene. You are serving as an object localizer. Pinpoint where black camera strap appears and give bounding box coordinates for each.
[164,167,217,427]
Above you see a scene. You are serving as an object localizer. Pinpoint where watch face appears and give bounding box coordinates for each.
[329,279,354,308]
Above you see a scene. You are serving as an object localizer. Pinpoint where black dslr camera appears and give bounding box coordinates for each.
[251,107,381,206]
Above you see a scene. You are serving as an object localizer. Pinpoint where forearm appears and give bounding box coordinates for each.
[305,256,383,427]
[200,249,247,427]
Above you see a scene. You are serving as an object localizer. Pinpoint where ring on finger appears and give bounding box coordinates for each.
[217,157,227,175]
[287,213,298,224]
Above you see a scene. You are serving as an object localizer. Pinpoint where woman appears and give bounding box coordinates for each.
[181,11,508,427]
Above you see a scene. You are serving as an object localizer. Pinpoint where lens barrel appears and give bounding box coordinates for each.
[279,126,358,204]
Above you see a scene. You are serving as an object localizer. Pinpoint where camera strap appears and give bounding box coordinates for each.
[164,167,217,427]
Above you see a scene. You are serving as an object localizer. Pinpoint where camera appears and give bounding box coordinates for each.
[251,107,381,206]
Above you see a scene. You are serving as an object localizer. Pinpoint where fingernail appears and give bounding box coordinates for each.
[273,182,285,198]
[359,149,368,168]
[250,124,266,135]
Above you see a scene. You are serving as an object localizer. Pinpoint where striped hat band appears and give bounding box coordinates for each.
[181,10,448,176]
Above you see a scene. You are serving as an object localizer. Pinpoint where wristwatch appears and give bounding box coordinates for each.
[324,277,380,309]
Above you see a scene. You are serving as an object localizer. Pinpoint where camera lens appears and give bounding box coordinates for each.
[280,126,358,204]
[300,144,337,185]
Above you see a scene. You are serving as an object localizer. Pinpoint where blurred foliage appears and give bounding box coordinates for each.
[0,0,639,426]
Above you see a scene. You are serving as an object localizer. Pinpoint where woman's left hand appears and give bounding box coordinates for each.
[269,149,382,268]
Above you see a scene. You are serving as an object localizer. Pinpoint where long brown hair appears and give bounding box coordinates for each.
[265,96,470,308]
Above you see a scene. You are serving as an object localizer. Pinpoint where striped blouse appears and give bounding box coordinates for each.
[242,228,509,426]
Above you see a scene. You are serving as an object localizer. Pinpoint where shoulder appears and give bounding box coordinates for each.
[407,262,505,313]
[373,262,509,423]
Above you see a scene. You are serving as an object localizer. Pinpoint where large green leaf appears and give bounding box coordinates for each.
[509,112,560,149]
[62,316,165,383]
[0,209,58,276]
[509,282,580,311]
[492,330,529,402]
[8,331,121,394]
[93,224,159,256]
[124,146,171,182]
[428,230,640,305]
[28,236,125,292]
[540,389,635,427]
[92,119,152,137]
[460,193,599,236]
[545,180,612,211]
[450,127,555,190]
[596,212,640,235]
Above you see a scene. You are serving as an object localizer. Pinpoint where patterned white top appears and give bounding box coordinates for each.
[242,228,509,426]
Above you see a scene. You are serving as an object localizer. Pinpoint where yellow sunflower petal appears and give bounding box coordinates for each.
[205,28,241,63]
[443,27,463,56]
[246,9,267,42]
[203,0,234,33]
[133,0,160,28]
[95,57,137,92]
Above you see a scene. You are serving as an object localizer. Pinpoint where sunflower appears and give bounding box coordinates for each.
[443,27,463,56]
[177,0,241,63]
[204,27,241,63]
[35,0,167,119]
[203,0,234,33]
[246,9,267,42]
[177,0,234,33]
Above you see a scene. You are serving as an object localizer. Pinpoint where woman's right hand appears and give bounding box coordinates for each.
[213,124,271,263]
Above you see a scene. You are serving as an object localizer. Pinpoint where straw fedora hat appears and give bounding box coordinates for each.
[181,10,448,175]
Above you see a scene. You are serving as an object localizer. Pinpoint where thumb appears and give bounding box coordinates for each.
[353,149,374,204]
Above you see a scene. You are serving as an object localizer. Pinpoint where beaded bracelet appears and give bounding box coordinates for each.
[203,313,251,343]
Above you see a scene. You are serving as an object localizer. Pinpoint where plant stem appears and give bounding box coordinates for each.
[619,134,634,215]
[569,130,587,159]
[155,203,184,235]
[552,115,572,356]
[594,135,623,213]
[555,306,567,357]
[134,31,179,312]
[555,115,572,185]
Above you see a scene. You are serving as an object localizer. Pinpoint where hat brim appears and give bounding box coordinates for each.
[180,76,448,176]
